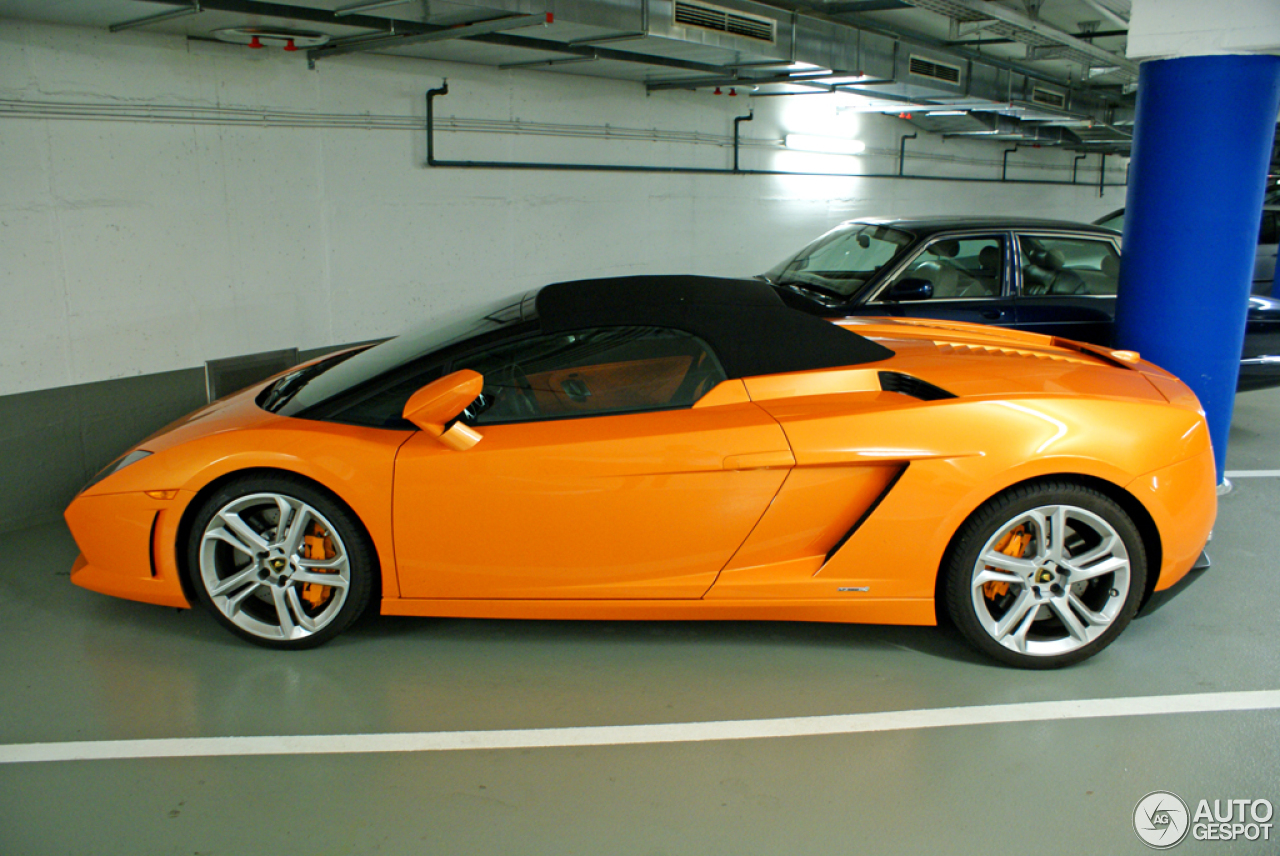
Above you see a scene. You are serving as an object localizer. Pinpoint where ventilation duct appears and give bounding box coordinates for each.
[908,55,962,85]
[672,0,776,43]
[97,0,1121,144]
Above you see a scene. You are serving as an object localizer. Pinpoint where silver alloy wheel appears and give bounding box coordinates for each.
[198,492,352,642]
[969,504,1131,658]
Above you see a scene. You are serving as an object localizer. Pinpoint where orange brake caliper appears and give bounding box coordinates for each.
[301,525,337,609]
[983,525,1027,600]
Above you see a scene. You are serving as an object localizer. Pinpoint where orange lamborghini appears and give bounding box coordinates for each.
[65,275,1216,667]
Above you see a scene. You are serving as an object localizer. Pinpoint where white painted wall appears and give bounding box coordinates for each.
[0,19,1128,397]
[1128,0,1280,59]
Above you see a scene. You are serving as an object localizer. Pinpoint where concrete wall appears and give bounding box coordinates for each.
[0,19,1128,530]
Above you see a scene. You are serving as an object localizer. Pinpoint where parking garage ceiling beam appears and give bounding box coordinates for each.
[900,0,1138,76]
[128,0,735,75]
[308,13,551,62]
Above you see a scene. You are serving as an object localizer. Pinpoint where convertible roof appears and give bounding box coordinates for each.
[535,275,894,378]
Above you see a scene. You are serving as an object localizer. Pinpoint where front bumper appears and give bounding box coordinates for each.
[1137,548,1210,617]
[65,490,192,609]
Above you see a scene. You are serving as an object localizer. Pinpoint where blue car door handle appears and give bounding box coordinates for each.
[981,309,1004,320]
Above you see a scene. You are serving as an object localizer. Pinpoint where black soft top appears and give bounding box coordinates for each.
[536,274,893,378]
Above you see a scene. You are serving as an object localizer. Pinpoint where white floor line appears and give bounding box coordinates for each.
[3,689,1278,765]
[1224,470,1280,478]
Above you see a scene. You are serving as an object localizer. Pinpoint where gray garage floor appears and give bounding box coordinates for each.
[2,392,1278,855]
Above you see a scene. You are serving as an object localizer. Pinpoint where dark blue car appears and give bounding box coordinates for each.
[761,217,1280,391]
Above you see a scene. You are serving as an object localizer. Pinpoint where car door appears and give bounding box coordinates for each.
[861,232,1016,327]
[392,326,793,600]
[1011,231,1120,346]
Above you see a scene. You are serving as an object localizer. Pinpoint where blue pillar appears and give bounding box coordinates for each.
[1115,54,1280,483]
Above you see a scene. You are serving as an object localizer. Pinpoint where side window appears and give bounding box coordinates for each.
[878,236,1004,301]
[456,327,726,425]
[1019,236,1120,296]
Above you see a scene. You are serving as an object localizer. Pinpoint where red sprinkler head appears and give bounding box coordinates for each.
[249,36,264,49]
[283,38,298,52]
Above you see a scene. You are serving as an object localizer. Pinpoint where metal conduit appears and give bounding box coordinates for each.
[426,84,1127,187]
[0,95,1128,185]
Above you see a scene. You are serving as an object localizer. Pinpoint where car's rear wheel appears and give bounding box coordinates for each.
[944,481,1146,668]
[187,475,374,649]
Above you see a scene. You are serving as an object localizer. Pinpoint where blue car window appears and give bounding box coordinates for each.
[879,235,1004,301]
[1019,237,1120,296]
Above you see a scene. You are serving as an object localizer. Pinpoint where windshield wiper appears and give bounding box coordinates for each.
[260,358,342,412]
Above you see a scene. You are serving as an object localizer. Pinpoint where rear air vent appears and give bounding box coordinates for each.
[878,371,956,401]
[1032,86,1067,108]
[673,0,776,42]
[908,55,962,85]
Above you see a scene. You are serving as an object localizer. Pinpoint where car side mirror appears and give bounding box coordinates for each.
[885,278,934,302]
[402,369,484,451]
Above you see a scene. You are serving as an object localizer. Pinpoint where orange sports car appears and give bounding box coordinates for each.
[66,275,1216,668]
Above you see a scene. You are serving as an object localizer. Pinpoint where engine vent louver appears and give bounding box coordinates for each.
[908,55,962,85]
[878,371,956,401]
[934,342,1095,366]
[673,0,776,42]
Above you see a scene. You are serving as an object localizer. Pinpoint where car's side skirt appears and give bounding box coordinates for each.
[380,597,936,626]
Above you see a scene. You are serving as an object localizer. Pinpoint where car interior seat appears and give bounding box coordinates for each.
[955,244,1003,297]
[1099,253,1120,289]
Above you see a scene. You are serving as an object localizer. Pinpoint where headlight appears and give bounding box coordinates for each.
[83,450,152,492]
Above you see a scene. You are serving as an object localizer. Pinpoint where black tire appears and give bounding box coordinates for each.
[186,473,375,649]
[943,480,1147,669]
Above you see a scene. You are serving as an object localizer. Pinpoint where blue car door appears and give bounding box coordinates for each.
[858,232,1016,327]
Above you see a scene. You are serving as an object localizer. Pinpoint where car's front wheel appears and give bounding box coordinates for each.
[944,481,1147,668]
[187,475,374,649]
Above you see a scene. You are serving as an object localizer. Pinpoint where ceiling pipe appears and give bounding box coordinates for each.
[334,0,411,16]
[898,132,917,177]
[1072,152,1087,184]
[1080,0,1129,29]
[424,85,1126,184]
[1002,145,1020,181]
[733,111,754,173]
[109,2,201,33]
[897,0,1138,77]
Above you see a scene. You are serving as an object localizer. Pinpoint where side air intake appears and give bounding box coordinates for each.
[879,371,956,401]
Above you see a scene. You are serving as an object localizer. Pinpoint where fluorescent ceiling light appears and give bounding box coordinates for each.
[784,134,866,155]
[925,110,968,116]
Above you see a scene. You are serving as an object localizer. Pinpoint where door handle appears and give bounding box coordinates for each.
[723,450,795,471]
[981,309,1004,320]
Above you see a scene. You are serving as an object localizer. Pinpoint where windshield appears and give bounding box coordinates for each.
[764,224,914,299]
[270,292,535,417]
